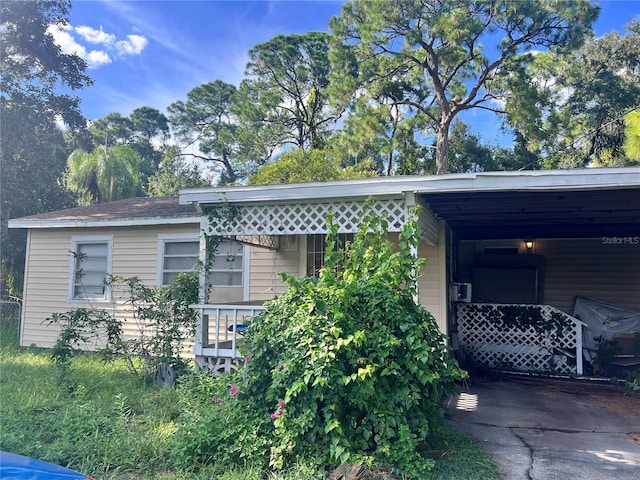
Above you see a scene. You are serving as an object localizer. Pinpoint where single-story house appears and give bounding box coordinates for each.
[9,167,640,374]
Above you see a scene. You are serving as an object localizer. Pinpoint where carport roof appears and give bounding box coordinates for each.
[179,167,640,205]
[422,187,639,239]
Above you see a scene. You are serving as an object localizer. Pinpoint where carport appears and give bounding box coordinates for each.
[418,170,640,376]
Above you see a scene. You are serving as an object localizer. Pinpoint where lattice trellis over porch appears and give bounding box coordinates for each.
[456,303,584,375]
[201,198,438,243]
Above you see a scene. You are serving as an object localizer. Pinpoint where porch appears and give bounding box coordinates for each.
[190,301,266,373]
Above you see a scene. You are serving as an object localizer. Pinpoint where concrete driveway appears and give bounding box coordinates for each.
[446,378,640,479]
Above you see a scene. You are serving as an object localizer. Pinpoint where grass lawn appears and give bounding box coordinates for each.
[0,314,498,479]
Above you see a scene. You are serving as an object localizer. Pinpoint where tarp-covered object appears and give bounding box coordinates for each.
[572,296,640,363]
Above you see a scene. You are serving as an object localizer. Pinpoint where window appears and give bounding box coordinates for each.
[70,237,112,301]
[158,235,199,285]
[210,240,244,287]
[306,233,353,277]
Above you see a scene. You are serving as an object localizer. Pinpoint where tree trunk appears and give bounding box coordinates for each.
[436,119,451,175]
[221,151,237,183]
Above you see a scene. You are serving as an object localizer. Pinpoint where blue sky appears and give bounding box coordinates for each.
[61,0,640,144]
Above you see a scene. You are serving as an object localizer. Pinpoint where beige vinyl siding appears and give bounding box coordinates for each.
[417,238,444,332]
[21,224,199,348]
[537,238,640,313]
[248,238,301,301]
[382,233,444,332]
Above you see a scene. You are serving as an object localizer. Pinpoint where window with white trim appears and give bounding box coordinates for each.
[210,239,244,287]
[306,233,353,277]
[158,235,200,286]
[70,237,112,301]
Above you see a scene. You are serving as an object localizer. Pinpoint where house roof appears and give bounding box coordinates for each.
[9,168,640,239]
[8,196,199,229]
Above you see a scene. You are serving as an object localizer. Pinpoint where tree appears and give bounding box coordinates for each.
[329,0,598,174]
[328,96,430,176]
[89,113,134,146]
[168,81,239,183]
[248,149,376,185]
[65,145,141,204]
[147,147,212,196]
[424,121,495,173]
[85,109,169,188]
[241,32,339,151]
[1,0,91,296]
[508,20,640,168]
[623,110,640,162]
[130,106,170,142]
[0,0,91,130]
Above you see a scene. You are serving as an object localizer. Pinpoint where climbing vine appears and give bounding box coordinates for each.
[464,303,570,341]
[202,198,239,270]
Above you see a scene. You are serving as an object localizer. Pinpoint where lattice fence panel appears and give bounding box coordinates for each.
[456,303,580,374]
[203,199,407,237]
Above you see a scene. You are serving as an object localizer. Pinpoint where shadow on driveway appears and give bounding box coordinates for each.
[446,377,640,479]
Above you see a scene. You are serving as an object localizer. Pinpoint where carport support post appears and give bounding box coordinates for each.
[404,191,420,303]
[576,322,583,375]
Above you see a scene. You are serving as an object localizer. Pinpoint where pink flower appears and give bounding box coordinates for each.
[271,408,285,419]
[229,385,239,397]
[244,355,252,362]
[278,400,286,408]
[211,396,223,403]
[356,358,365,365]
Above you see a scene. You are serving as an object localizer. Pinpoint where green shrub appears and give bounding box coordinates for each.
[172,206,466,477]
[47,271,199,381]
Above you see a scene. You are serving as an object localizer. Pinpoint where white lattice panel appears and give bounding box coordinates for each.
[456,303,581,374]
[203,199,407,237]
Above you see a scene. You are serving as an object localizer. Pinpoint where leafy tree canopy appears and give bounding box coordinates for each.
[1,0,92,130]
[623,110,640,162]
[248,149,376,185]
[508,19,640,168]
[65,145,142,204]
[241,32,339,151]
[147,147,212,196]
[329,0,598,174]
[168,80,239,183]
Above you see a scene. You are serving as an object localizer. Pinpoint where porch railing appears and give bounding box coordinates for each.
[190,302,266,371]
[456,303,585,375]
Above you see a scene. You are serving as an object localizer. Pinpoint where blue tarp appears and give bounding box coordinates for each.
[0,451,90,480]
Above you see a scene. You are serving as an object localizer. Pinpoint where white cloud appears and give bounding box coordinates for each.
[75,25,116,45]
[47,22,146,69]
[86,50,112,68]
[116,34,148,56]
[47,24,85,56]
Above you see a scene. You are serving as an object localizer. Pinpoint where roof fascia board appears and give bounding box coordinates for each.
[180,168,640,205]
[8,216,200,230]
